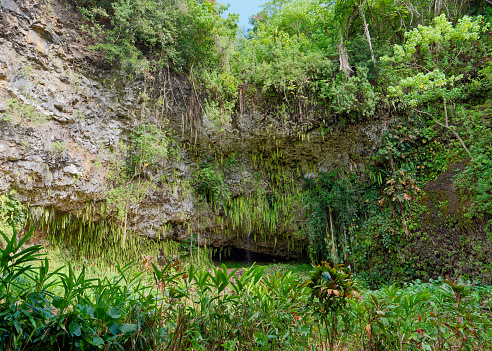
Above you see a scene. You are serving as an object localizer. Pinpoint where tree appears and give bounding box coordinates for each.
[317,0,377,78]
[383,14,487,157]
[79,0,179,72]
[318,0,358,78]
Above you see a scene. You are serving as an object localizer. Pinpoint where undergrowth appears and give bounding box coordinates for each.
[1,228,492,350]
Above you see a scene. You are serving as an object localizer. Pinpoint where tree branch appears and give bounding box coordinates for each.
[412,108,472,158]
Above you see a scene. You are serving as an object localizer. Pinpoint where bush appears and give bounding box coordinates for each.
[0,191,27,236]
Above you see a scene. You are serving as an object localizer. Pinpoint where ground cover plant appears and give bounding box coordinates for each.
[1,228,492,350]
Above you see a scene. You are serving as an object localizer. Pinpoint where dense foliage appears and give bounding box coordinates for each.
[2,229,492,350]
[75,0,489,124]
[3,0,492,348]
[66,0,492,281]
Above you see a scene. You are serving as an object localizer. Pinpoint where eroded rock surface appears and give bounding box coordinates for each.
[0,0,390,257]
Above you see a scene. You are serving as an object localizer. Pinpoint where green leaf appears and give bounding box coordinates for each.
[52,296,68,310]
[13,318,22,334]
[94,306,108,320]
[108,307,122,319]
[120,323,137,333]
[69,321,82,337]
[91,336,104,347]
[109,322,120,335]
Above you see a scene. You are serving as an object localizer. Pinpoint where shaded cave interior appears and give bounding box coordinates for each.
[211,246,292,264]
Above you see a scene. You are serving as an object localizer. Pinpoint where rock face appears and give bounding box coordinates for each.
[0,0,390,258]
[402,162,492,284]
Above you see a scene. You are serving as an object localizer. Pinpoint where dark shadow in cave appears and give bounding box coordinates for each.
[212,246,291,265]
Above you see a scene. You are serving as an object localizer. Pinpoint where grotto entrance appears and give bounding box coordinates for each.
[211,246,290,265]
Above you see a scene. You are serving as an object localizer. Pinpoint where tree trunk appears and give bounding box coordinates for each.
[359,1,376,65]
[434,118,472,157]
[336,5,358,79]
[337,36,353,79]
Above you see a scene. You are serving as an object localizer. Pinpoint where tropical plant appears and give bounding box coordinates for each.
[304,171,363,263]
[127,124,174,178]
[191,164,231,207]
[0,191,27,235]
[308,262,359,349]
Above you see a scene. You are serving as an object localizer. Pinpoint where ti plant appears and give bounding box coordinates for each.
[308,262,360,350]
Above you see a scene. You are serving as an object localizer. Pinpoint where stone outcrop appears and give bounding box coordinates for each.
[0,0,390,258]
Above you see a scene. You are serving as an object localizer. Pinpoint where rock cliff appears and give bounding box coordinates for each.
[0,0,389,258]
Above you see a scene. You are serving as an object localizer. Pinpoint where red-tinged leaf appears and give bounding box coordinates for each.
[403,193,412,201]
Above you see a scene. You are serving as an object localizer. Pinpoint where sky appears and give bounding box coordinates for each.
[221,0,265,30]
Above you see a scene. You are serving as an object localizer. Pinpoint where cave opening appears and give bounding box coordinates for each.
[211,246,291,264]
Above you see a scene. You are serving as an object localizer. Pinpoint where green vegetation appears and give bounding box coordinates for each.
[0,0,472,285]
[72,0,491,127]
[71,0,492,282]
[0,98,46,125]
[191,162,231,206]
[51,141,68,156]
[384,14,487,157]
[456,101,492,232]
[0,191,27,237]
[1,229,492,350]
[3,0,492,348]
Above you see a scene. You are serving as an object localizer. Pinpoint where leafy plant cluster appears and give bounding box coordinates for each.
[351,278,492,350]
[76,0,490,129]
[2,233,491,351]
[0,228,310,350]
[102,123,179,247]
[126,124,175,178]
[456,100,492,232]
[193,147,306,251]
[303,170,368,263]
[51,141,68,156]
[0,98,46,125]
[302,13,492,283]
[77,0,236,73]
[60,0,492,302]
[0,228,171,350]
[0,191,27,237]
[308,262,360,349]
[308,263,492,350]
[302,169,403,286]
[190,161,230,207]
[384,14,489,158]
[235,0,488,124]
